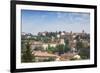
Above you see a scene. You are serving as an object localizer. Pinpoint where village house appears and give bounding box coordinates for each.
[32,51,60,62]
[30,41,43,51]
[30,38,65,51]
[42,38,65,50]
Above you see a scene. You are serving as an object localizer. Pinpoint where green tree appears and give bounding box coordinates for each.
[21,40,26,54]
[76,41,90,59]
[47,44,53,53]
[64,39,70,52]
[43,37,49,43]
[56,44,64,55]
[46,44,57,53]
[76,41,83,50]
[21,41,33,62]
[79,48,90,59]
[34,46,44,51]
[64,44,70,52]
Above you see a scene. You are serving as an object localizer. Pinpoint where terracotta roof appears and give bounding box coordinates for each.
[61,53,77,58]
[32,51,59,57]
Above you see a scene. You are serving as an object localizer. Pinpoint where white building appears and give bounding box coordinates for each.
[60,39,65,45]
[57,34,60,38]
[42,39,65,50]
[42,43,57,50]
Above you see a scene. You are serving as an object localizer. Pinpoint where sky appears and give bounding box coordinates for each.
[21,10,90,35]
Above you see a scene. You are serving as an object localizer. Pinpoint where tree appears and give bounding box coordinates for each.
[43,37,49,43]
[56,44,64,55]
[21,41,34,62]
[34,46,44,51]
[64,44,70,52]
[64,39,70,52]
[76,41,90,59]
[79,48,90,59]
[46,44,57,54]
[76,41,83,50]
[47,44,53,53]
[21,40,26,54]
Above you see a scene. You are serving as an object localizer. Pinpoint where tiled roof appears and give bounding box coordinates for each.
[32,51,59,57]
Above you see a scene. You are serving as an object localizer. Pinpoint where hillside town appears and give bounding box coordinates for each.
[21,30,90,62]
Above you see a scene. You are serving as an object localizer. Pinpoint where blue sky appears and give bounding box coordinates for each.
[21,10,90,35]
